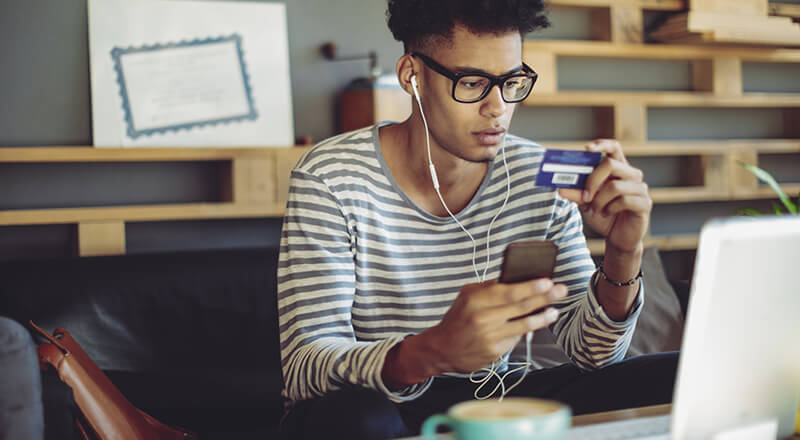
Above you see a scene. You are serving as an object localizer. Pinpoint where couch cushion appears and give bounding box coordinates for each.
[518,246,685,367]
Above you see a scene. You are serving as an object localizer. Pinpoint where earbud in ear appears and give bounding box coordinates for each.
[410,75,418,91]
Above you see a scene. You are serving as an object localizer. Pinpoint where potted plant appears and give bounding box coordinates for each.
[737,162,799,216]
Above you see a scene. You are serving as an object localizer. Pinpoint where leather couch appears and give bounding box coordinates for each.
[0,248,283,439]
[0,246,688,439]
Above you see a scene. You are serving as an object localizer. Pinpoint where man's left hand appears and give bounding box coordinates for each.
[558,139,651,253]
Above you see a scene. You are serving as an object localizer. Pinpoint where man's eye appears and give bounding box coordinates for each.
[460,78,487,89]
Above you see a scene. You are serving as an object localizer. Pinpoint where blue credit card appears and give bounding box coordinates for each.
[535,149,602,189]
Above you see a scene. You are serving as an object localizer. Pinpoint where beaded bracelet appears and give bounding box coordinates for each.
[597,265,642,287]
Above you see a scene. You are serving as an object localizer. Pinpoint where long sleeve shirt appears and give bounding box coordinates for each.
[277,123,643,405]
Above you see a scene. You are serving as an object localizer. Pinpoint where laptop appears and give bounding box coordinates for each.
[572,215,800,439]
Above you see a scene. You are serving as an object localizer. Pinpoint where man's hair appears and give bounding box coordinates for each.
[386,0,550,52]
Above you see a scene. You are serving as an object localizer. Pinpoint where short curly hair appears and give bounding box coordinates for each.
[387,0,550,52]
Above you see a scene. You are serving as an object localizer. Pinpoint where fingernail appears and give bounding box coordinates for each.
[586,208,594,217]
[549,286,567,300]
[537,279,553,290]
[545,308,559,322]
[582,191,591,203]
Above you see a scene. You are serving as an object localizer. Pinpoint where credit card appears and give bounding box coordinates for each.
[535,149,602,189]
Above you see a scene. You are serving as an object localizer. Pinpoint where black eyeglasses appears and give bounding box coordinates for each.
[411,52,538,104]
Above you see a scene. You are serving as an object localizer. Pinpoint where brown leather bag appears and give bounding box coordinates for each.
[30,321,197,440]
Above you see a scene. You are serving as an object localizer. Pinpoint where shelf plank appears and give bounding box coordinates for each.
[0,146,296,163]
[77,221,126,257]
[649,187,720,203]
[587,234,699,255]
[548,0,684,10]
[524,91,800,107]
[770,2,800,19]
[524,40,800,62]
[0,203,287,226]
[544,140,800,155]
[731,184,800,201]
[2,142,797,161]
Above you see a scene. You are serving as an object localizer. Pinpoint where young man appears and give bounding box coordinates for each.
[278,1,677,438]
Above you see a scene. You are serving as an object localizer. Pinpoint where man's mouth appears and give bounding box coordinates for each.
[473,128,506,146]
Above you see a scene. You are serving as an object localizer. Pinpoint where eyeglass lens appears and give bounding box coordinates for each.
[455,75,534,103]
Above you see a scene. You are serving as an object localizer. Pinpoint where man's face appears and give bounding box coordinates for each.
[418,25,523,163]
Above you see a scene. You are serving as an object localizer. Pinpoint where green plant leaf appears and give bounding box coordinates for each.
[737,161,798,214]
[738,208,763,216]
[772,202,784,215]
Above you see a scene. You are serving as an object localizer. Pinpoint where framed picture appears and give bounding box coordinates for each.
[89,0,294,147]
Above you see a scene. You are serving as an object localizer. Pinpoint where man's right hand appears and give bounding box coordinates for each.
[381,278,566,389]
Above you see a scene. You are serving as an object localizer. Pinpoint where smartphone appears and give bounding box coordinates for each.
[498,240,557,284]
[499,240,558,320]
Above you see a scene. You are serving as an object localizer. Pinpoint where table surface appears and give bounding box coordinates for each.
[398,403,800,439]
[571,403,671,426]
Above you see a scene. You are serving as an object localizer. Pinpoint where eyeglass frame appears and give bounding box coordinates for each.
[410,51,538,104]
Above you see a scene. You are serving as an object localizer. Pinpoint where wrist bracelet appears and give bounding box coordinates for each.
[597,265,642,287]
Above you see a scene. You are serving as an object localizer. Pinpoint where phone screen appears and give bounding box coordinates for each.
[498,240,557,284]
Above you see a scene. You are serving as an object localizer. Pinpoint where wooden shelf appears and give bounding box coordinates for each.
[524,40,800,62]
[524,91,800,107]
[588,234,700,255]
[544,140,800,156]
[548,0,684,10]
[0,203,286,227]
[770,2,800,19]
[0,146,310,255]
[0,146,291,162]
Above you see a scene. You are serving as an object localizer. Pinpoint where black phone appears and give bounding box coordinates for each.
[499,240,558,320]
[498,240,558,284]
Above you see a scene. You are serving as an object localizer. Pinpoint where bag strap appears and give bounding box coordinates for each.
[29,320,69,354]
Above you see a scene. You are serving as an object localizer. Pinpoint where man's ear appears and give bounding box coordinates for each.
[396,54,419,97]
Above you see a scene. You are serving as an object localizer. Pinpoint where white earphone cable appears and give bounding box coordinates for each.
[411,76,533,402]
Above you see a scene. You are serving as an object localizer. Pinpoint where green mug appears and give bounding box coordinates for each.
[421,397,571,440]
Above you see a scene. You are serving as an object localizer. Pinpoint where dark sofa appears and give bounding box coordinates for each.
[0,245,689,439]
[0,248,284,439]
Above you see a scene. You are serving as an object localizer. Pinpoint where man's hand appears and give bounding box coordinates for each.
[558,139,651,254]
[557,139,649,321]
[382,278,566,389]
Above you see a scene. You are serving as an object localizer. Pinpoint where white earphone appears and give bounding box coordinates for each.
[409,71,531,401]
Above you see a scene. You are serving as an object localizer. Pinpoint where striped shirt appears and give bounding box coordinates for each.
[277,123,643,404]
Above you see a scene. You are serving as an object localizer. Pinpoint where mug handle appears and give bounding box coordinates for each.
[421,414,454,439]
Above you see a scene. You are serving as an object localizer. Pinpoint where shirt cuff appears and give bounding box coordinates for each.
[586,269,644,328]
[371,335,434,403]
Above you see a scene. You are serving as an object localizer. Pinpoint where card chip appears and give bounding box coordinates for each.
[552,173,578,185]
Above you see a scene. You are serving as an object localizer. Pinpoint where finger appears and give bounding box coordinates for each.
[476,278,553,309]
[486,283,568,323]
[557,188,583,204]
[496,307,560,340]
[603,194,653,217]
[583,159,644,205]
[587,139,627,164]
[590,180,650,216]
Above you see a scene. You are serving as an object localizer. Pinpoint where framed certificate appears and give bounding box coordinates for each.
[111,35,258,140]
[89,0,293,147]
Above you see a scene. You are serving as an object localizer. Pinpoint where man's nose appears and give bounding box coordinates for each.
[481,84,507,118]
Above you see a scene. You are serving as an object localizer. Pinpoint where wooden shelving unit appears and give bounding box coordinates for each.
[523,3,800,255]
[0,146,309,256]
